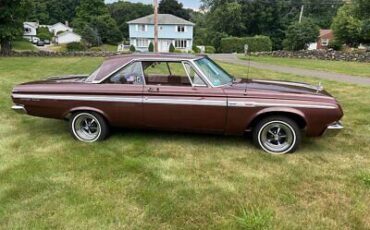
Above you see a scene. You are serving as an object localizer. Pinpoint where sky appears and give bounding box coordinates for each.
[105,0,202,10]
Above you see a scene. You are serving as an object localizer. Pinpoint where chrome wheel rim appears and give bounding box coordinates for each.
[258,121,296,154]
[72,113,101,142]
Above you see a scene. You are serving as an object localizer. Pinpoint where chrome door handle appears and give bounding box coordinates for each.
[148,88,159,92]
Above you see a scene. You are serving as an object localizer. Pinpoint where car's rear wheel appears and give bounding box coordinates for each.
[253,116,301,154]
[70,112,109,143]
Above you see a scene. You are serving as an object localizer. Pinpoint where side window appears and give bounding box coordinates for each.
[184,62,207,87]
[142,61,192,87]
[105,62,144,85]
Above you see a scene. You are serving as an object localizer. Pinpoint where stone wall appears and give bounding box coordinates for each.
[251,50,370,62]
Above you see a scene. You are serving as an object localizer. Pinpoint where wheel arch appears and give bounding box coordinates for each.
[64,107,111,123]
[247,108,307,131]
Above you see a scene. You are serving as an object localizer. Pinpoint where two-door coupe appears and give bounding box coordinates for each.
[11,54,343,154]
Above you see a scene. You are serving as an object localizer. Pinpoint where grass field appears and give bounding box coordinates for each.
[239,55,370,78]
[12,40,38,51]
[0,57,369,229]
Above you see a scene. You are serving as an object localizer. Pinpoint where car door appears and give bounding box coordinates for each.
[97,61,144,128]
[142,60,227,133]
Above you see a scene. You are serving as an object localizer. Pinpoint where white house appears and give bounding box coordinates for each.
[48,22,73,36]
[127,14,195,52]
[55,31,81,44]
[23,22,38,42]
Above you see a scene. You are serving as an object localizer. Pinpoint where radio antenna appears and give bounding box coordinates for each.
[245,44,251,82]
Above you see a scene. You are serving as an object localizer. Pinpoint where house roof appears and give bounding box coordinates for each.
[56,31,81,38]
[93,53,205,82]
[319,29,333,38]
[24,22,39,28]
[50,22,72,30]
[127,14,195,26]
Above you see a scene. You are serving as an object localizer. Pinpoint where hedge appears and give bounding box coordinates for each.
[205,46,216,54]
[220,36,272,53]
[66,42,86,51]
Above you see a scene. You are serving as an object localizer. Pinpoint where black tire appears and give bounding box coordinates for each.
[69,111,109,143]
[252,116,301,154]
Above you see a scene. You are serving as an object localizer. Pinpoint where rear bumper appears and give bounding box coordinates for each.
[12,105,27,114]
[324,121,343,136]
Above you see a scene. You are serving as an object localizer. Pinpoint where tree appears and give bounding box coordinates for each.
[148,42,154,52]
[283,19,319,51]
[37,27,53,40]
[0,0,31,55]
[129,45,136,52]
[108,1,153,39]
[81,26,101,47]
[331,4,362,46]
[169,43,175,52]
[73,0,122,45]
[159,0,190,20]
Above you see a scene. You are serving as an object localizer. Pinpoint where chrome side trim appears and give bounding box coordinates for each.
[12,94,142,103]
[227,100,337,109]
[12,94,337,109]
[12,105,27,114]
[144,98,226,106]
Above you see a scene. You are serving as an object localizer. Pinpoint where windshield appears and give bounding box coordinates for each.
[195,57,233,86]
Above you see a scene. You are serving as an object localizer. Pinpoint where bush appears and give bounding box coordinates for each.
[89,47,103,52]
[37,27,53,40]
[174,49,183,53]
[169,43,175,53]
[328,39,343,51]
[129,45,136,52]
[205,46,216,54]
[66,42,86,51]
[148,42,154,52]
[220,36,272,53]
[192,45,201,53]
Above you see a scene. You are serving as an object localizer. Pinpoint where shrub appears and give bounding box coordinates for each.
[174,49,183,53]
[66,42,86,51]
[89,46,103,52]
[328,39,343,51]
[148,42,154,52]
[129,45,136,52]
[192,45,201,53]
[169,43,175,53]
[205,46,216,54]
[37,27,53,40]
[220,36,272,53]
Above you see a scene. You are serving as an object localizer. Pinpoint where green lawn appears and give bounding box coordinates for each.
[12,40,38,51]
[239,55,370,78]
[0,57,369,229]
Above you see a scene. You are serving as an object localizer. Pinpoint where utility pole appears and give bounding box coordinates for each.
[154,0,159,53]
[299,5,304,23]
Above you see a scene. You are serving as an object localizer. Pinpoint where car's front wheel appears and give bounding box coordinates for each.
[253,116,301,154]
[70,112,109,143]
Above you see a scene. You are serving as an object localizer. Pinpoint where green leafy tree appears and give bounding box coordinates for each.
[169,43,175,53]
[129,45,136,52]
[73,0,122,44]
[108,2,153,39]
[283,19,319,51]
[0,0,31,55]
[37,27,53,40]
[331,4,362,46]
[159,0,190,20]
[81,25,101,47]
[148,42,154,52]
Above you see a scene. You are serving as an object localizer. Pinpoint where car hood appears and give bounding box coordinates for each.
[230,78,331,97]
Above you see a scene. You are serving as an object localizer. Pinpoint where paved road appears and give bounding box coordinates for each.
[210,54,370,85]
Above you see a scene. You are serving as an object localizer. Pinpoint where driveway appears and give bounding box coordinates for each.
[210,54,370,86]
[34,44,55,52]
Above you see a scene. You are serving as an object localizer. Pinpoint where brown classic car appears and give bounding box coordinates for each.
[11,54,343,154]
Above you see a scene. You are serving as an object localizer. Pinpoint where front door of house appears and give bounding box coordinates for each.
[158,40,172,52]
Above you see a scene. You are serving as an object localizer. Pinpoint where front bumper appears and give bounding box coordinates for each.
[324,121,343,136]
[12,104,27,114]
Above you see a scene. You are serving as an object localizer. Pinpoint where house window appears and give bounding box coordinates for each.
[177,26,185,32]
[137,39,149,47]
[24,27,31,33]
[175,40,187,49]
[139,25,146,32]
[321,39,329,46]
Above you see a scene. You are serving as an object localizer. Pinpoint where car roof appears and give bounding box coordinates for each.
[93,53,206,82]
